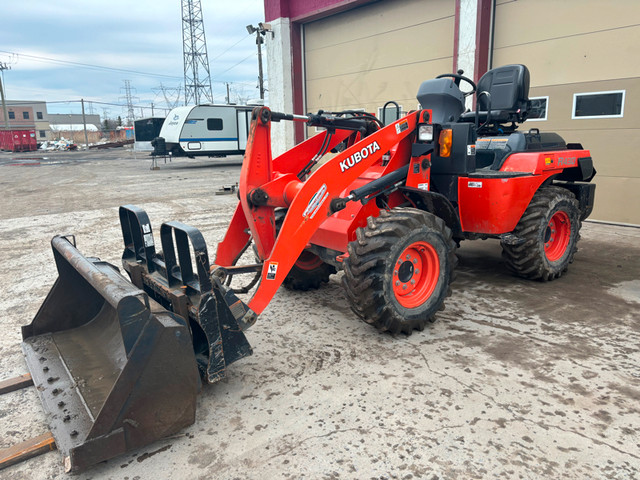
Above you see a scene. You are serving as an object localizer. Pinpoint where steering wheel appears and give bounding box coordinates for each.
[436,73,477,97]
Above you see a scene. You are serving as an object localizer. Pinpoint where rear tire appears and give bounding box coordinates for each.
[501,186,581,281]
[342,208,456,335]
[275,209,336,291]
[283,250,336,291]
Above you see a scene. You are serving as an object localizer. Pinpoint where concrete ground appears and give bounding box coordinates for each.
[0,149,638,479]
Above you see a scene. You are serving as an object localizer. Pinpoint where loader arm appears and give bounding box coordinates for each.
[216,115,353,266]
[238,107,421,318]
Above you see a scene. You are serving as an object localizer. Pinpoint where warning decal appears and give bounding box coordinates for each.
[266,262,278,280]
[395,120,409,135]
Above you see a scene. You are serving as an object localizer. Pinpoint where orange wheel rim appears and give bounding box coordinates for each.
[544,211,571,261]
[392,241,440,308]
[295,250,324,271]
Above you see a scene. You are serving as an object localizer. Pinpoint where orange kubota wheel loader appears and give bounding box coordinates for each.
[19,64,595,471]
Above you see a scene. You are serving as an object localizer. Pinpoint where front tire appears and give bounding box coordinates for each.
[342,208,457,335]
[501,186,581,281]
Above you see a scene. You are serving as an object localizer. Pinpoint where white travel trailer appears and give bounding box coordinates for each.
[152,105,253,158]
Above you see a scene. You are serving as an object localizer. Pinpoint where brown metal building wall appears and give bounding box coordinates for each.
[493,0,640,224]
[301,0,640,224]
[303,0,455,117]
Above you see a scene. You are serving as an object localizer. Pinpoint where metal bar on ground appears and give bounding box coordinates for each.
[0,373,33,395]
[0,432,56,471]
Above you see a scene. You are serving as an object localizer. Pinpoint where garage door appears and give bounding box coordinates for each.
[492,0,640,224]
[304,0,455,121]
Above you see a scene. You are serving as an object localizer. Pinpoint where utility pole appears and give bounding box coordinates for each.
[246,23,271,101]
[181,0,214,105]
[80,99,89,150]
[0,62,11,130]
[225,83,230,104]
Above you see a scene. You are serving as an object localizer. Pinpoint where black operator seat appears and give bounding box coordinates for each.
[460,64,530,126]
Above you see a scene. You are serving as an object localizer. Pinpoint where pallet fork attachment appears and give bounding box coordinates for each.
[20,220,254,471]
[118,205,253,383]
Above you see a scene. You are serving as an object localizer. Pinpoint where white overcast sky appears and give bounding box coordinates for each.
[0,0,266,117]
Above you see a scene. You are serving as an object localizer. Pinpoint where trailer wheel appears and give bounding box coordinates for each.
[501,186,581,281]
[342,208,456,335]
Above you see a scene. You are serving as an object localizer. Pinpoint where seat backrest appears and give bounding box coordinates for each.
[477,64,530,113]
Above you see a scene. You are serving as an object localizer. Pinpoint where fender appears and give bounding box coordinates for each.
[399,186,463,239]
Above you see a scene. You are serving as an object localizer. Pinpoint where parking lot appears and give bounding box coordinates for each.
[1,148,639,479]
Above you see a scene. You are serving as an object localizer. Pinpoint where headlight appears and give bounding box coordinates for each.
[418,124,433,142]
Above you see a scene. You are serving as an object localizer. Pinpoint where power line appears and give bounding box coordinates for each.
[6,99,169,112]
[211,53,254,81]
[210,34,252,62]
[0,49,182,80]
[0,49,258,88]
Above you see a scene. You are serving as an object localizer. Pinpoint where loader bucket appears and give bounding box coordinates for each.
[21,236,200,472]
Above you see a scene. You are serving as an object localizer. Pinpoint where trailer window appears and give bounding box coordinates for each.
[207,118,223,131]
[572,90,625,119]
[527,97,548,121]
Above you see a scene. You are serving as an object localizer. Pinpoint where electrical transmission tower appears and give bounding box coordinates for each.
[120,80,138,125]
[181,0,214,105]
[153,83,183,109]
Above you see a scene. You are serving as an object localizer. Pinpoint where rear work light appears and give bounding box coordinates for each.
[439,129,452,157]
[418,124,433,142]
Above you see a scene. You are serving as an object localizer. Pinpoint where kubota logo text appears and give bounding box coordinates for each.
[339,141,381,172]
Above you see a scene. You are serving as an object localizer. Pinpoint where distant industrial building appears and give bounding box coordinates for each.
[0,101,104,142]
[0,100,50,140]
[48,113,101,130]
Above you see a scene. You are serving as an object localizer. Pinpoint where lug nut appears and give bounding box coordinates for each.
[402,284,407,290]
[395,281,400,286]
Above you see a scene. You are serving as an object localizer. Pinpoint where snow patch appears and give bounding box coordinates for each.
[608,280,640,304]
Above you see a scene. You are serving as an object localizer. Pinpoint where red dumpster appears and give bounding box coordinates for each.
[0,130,37,152]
